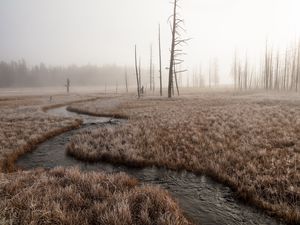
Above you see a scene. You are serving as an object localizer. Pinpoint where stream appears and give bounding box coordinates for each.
[17,106,284,225]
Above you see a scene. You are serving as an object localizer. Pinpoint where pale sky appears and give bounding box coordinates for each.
[1,0,300,83]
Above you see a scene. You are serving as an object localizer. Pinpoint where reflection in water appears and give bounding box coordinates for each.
[17,107,284,225]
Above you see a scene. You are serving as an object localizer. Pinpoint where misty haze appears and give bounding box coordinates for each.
[0,1,299,225]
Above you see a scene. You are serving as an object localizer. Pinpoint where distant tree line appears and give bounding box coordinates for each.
[232,40,300,91]
[0,59,135,88]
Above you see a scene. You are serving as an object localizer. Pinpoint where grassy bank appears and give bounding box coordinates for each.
[0,167,191,225]
[0,94,193,224]
[67,93,300,224]
[0,94,113,172]
[0,106,82,173]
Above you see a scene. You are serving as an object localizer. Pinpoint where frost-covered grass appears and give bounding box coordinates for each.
[0,107,80,172]
[67,97,130,119]
[0,93,194,225]
[0,167,191,225]
[67,92,300,224]
[0,93,106,172]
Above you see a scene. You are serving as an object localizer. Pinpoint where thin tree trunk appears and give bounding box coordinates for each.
[125,68,128,93]
[135,45,140,98]
[174,64,180,96]
[234,51,237,90]
[296,42,300,92]
[139,57,142,95]
[168,0,177,98]
[158,24,163,96]
[152,64,155,92]
[149,44,153,92]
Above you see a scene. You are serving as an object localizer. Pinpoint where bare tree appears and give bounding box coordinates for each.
[244,55,248,90]
[168,0,188,98]
[208,61,212,88]
[274,51,280,90]
[65,78,70,93]
[139,57,143,95]
[134,45,140,98]
[149,44,153,92]
[296,41,300,92]
[174,64,180,95]
[233,51,238,90]
[158,24,163,96]
[125,67,128,93]
[152,64,155,92]
[232,40,300,92]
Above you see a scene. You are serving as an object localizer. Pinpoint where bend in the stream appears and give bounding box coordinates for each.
[16,106,285,225]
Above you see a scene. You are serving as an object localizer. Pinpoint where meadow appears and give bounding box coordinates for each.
[0,167,190,225]
[0,92,193,225]
[67,91,300,224]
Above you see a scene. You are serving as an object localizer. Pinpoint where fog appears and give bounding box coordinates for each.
[1,0,300,87]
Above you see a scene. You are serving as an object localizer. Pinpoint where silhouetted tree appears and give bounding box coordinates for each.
[65,78,70,93]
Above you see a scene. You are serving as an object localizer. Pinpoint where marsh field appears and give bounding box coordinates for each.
[2,0,300,224]
[0,89,298,225]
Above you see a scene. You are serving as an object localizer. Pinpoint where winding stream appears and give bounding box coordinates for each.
[17,106,284,225]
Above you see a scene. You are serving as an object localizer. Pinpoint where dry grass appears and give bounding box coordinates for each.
[0,94,111,172]
[0,167,191,225]
[0,106,81,172]
[0,93,99,108]
[0,91,128,172]
[67,92,300,224]
[0,93,193,225]
[67,97,130,119]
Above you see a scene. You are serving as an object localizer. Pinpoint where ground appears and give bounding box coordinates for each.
[0,92,101,172]
[0,167,190,225]
[0,90,192,225]
[66,91,300,224]
[1,90,300,224]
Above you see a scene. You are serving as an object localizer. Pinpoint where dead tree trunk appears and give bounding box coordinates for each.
[152,64,155,92]
[234,51,238,90]
[139,57,142,95]
[244,56,248,90]
[168,0,188,97]
[168,0,177,98]
[174,64,180,95]
[209,62,212,88]
[65,78,70,93]
[125,68,128,93]
[135,45,140,98]
[296,42,300,92]
[274,51,280,90]
[149,44,153,92]
[158,24,163,96]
